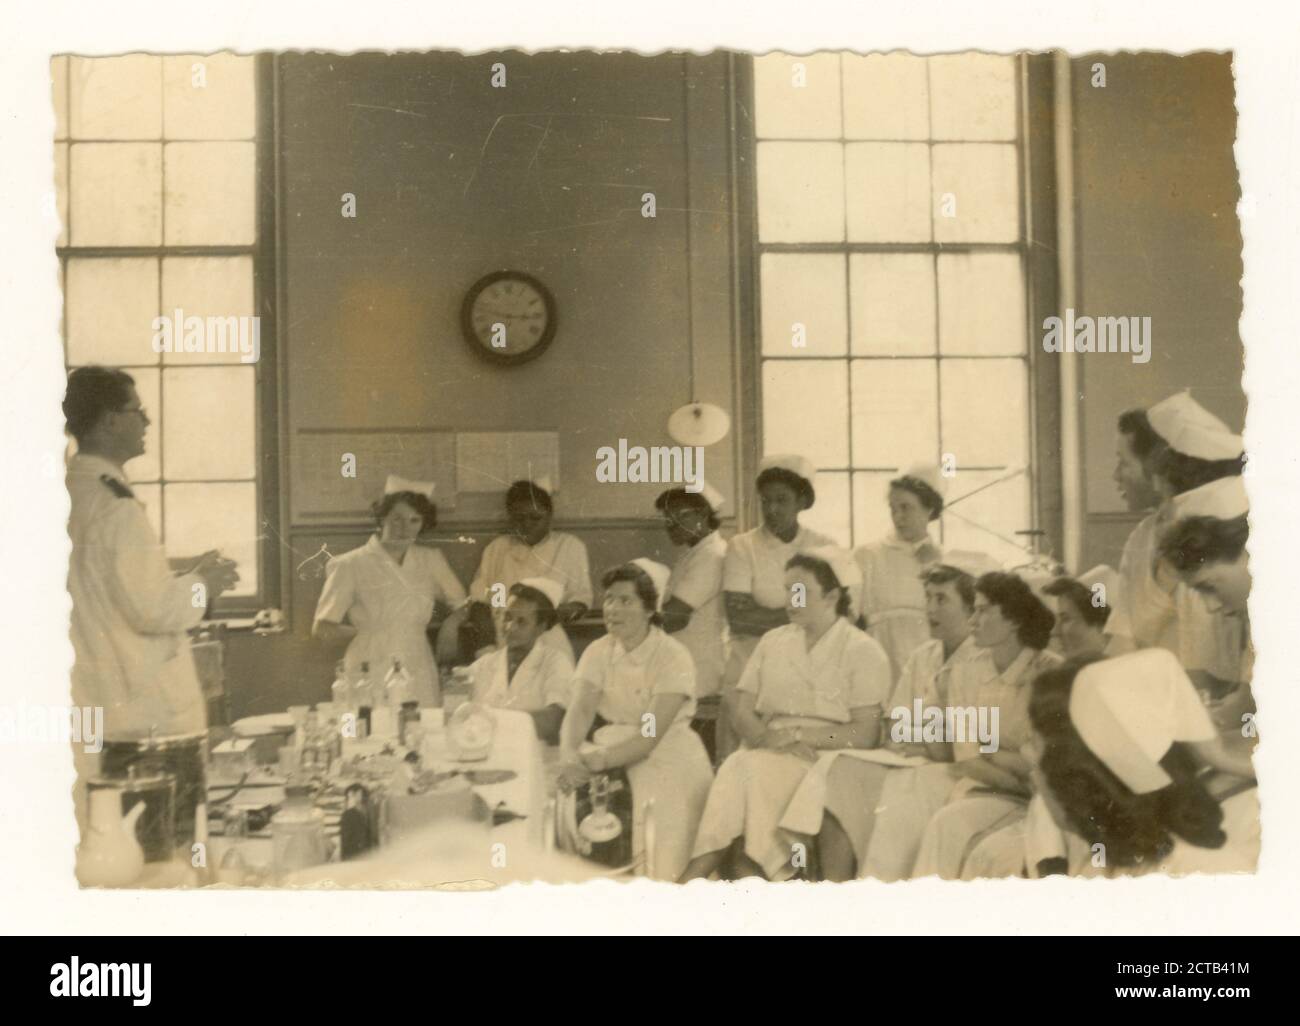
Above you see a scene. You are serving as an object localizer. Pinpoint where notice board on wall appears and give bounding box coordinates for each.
[290,429,458,521]
[455,431,561,495]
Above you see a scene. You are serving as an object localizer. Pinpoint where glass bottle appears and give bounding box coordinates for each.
[355,661,374,739]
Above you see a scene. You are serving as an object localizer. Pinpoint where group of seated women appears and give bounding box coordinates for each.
[310,413,1257,881]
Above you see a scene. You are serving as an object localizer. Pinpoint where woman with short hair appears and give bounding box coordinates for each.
[681,549,890,882]
[558,560,714,881]
[313,480,467,707]
[853,465,947,683]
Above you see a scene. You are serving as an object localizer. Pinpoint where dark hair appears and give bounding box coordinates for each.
[1043,576,1110,628]
[786,554,852,618]
[654,488,721,531]
[601,564,663,628]
[63,366,136,443]
[1153,449,1245,497]
[756,467,815,509]
[371,491,437,532]
[1029,660,1228,868]
[922,564,976,610]
[1117,409,1164,464]
[890,475,944,521]
[506,582,559,630]
[505,479,553,514]
[974,572,1055,650]
[1158,515,1249,573]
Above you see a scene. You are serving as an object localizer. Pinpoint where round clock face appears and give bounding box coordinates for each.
[460,271,557,366]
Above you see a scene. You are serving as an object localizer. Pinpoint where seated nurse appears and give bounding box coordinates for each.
[1025,650,1259,876]
[720,454,834,761]
[313,478,468,707]
[558,560,714,881]
[468,479,592,662]
[466,577,574,745]
[681,548,890,882]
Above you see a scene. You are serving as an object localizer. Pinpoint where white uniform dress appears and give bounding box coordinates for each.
[469,642,574,714]
[572,627,714,881]
[314,535,466,707]
[1105,503,1242,679]
[719,523,835,759]
[664,531,728,699]
[690,618,891,880]
[854,533,942,683]
[470,531,592,662]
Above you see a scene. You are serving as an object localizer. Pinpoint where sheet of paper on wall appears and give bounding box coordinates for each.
[456,431,560,495]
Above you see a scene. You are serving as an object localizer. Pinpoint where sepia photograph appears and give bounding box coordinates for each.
[45,41,1264,892]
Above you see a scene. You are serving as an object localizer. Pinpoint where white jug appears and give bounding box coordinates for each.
[76,788,147,888]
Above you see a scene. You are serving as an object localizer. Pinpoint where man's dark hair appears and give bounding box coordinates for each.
[63,366,136,443]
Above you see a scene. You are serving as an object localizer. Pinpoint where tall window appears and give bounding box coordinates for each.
[54,54,267,602]
[752,52,1033,564]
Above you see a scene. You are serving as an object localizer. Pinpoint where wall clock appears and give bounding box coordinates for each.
[460,270,557,366]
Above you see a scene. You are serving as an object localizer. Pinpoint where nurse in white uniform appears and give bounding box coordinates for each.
[467,577,574,744]
[853,464,947,683]
[720,454,834,761]
[682,548,889,882]
[1026,650,1259,877]
[313,477,467,707]
[558,560,714,881]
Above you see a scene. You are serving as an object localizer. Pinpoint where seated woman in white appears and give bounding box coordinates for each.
[558,560,714,882]
[1024,649,1258,877]
[313,479,467,707]
[467,578,574,745]
[681,548,890,882]
[911,572,1061,879]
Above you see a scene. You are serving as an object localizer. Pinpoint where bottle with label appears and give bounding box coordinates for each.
[384,658,412,707]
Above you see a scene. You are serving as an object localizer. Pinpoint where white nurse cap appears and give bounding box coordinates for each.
[629,558,672,610]
[1068,649,1217,795]
[517,576,564,610]
[1147,391,1243,460]
[758,453,817,490]
[896,462,949,500]
[1171,475,1250,520]
[384,474,436,499]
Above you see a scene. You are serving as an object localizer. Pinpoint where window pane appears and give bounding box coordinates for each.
[162,366,257,480]
[845,142,931,242]
[753,53,842,140]
[852,471,898,547]
[842,53,929,141]
[52,56,69,140]
[66,257,159,366]
[54,143,69,247]
[164,141,256,245]
[69,55,162,140]
[163,482,257,597]
[928,54,1018,142]
[851,359,938,469]
[760,253,846,357]
[756,142,845,243]
[122,367,161,484]
[163,54,256,140]
[939,359,1028,469]
[937,252,1026,355]
[762,360,848,468]
[931,143,1019,243]
[800,471,851,549]
[69,143,163,246]
[850,253,936,356]
[161,256,256,365]
[939,468,1030,568]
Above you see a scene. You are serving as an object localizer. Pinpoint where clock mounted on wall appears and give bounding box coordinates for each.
[460,270,557,366]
